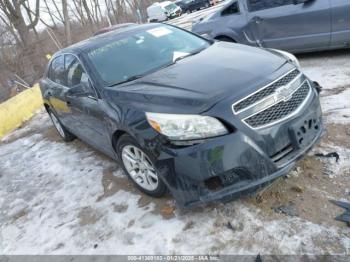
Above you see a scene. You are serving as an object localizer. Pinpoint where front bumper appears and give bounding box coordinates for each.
[155,84,323,207]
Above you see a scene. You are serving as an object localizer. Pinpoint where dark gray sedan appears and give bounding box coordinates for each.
[192,0,350,53]
[40,23,323,207]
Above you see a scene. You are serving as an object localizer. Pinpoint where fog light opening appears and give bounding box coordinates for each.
[204,176,223,191]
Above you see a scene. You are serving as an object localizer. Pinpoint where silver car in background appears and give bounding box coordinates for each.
[192,0,350,53]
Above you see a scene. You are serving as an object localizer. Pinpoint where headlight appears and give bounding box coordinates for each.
[270,49,300,69]
[146,113,228,141]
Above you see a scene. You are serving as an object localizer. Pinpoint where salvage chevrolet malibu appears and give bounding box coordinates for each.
[40,23,323,207]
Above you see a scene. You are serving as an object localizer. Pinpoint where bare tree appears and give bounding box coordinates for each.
[42,0,58,28]
[51,0,65,24]
[81,0,96,31]
[0,0,40,47]
[71,0,87,26]
[0,12,20,43]
[62,0,71,45]
[104,0,116,24]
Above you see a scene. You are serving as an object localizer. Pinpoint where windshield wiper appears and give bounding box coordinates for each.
[108,74,146,87]
[173,48,205,63]
[108,48,207,87]
[159,48,207,70]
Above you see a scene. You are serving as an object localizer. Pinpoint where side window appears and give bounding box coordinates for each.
[221,2,239,16]
[49,56,66,85]
[248,0,294,12]
[65,54,87,88]
[65,54,95,96]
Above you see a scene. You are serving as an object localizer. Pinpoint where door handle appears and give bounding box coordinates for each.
[253,16,263,24]
[87,95,98,101]
[66,96,73,106]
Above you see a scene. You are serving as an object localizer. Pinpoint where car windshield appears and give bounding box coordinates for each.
[164,3,178,11]
[87,25,210,86]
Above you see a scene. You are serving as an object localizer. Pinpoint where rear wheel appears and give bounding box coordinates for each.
[117,134,167,197]
[48,109,75,142]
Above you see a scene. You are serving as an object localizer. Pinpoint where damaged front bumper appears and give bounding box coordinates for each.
[156,83,324,207]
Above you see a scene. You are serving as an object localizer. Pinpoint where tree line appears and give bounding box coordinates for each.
[0,0,159,102]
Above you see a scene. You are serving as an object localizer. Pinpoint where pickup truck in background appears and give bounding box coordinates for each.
[192,0,350,53]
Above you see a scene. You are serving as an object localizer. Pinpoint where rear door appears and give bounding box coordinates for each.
[46,55,74,128]
[64,54,113,155]
[246,0,332,52]
[329,0,350,48]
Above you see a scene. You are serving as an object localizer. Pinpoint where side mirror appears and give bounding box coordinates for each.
[67,81,94,98]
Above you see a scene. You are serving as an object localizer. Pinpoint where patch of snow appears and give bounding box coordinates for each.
[315,143,350,178]
[302,52,350,124]
[1,130,350,255]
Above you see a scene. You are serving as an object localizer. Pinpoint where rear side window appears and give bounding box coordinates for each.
[221,2,239,16]
[248,0,294,12]
[65,54,89,88]
[48,56,66,85]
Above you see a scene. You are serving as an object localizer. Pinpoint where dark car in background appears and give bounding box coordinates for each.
[192,0,350,53]
[40,23,323,207]
[175,0,211,13]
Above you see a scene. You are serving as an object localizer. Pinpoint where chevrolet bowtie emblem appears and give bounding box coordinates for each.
[275,84,293,102]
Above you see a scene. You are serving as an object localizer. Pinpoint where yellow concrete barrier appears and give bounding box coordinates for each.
[0,84,43,139]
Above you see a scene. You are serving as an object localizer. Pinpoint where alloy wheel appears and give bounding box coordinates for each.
[121,145,159,191]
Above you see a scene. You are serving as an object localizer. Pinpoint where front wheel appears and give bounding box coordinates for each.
[117,134,167,197]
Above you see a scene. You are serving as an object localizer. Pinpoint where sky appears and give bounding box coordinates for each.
[28,0,110,30]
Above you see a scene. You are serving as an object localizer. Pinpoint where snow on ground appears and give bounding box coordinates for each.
[0,119,349,254]
[301,50,350,124]
[1,6,350,255]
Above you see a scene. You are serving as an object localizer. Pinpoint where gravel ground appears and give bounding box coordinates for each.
[1,4,350,255]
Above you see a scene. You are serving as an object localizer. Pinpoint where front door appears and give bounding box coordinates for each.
[246,0,332,52]
[64,54,113,156]
[329,0,350,48]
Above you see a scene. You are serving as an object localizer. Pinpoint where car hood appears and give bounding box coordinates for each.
[104,42,290,114]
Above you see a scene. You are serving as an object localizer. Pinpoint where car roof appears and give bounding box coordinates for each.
[54,23,160,57]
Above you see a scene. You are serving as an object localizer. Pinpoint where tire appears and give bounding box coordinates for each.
[117,134,167,197]
[48,109,75,142]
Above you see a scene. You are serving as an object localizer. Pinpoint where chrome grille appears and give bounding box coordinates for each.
[233,69,300,112]
[244,81,310,128]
